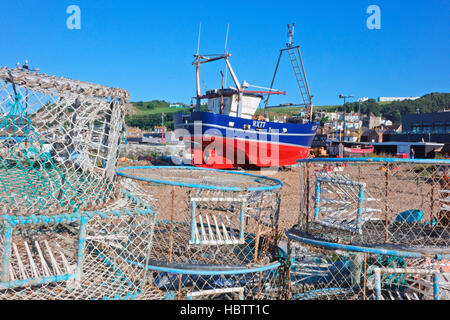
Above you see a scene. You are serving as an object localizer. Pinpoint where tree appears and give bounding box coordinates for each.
[320,116,329,127]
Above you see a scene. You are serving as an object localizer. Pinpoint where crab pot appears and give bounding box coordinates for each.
[0,185,159,300]
[0,67,128,215]
[286,229,449,300]
[296,158,450,248]
[117,166,283,267]
[144,258,284,300]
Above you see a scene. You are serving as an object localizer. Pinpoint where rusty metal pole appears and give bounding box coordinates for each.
[384,163,390,242]
[177,274,182,299]
[305,164,311,229]
[257,272,263,299]
[264,51,283,118]
[363,254,367,300]
[254,191,265,263]
[169,189,175,263]
[273,192,281,252]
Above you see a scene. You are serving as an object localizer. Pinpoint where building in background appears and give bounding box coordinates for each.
[377,97,421,102]
[361,129,383,143]
[401,111,450,135]
[169,103,187,108]
[380,110,450,158]
[362,112,382,129]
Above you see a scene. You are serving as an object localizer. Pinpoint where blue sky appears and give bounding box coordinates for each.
[1,0,449,106]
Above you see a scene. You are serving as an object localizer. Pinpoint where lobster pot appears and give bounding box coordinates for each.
[145,260,283,300]
[0,187,160,300]
[0,67,128,215]
[287,229,449,300]
[117,166,283,267]
[297,158,450,248]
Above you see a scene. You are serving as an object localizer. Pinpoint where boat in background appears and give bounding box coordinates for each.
[174,24,318,169]
[329,141,375,158]
[344,145,374,156]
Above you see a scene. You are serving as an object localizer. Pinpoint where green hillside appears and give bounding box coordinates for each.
[355,93,450,124]
[255,104,341,118]
[132,100,186,115]
[257,93,450,123]
[125,100,206,130]
[126,93,450,130]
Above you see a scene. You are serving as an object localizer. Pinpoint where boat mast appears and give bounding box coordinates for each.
[193,53,243,115]
[195,23,202,111]
[264,23,313,121]
[193,50,285,117]
[195,58,201,111]
[220,70,225,114]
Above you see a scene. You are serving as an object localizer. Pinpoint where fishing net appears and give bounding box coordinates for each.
[287,231,449,300]
[0,67,128,214]
[296,159,450,249]
[0,185,160,300]
[0,67,166,300]
[287,158,450,300]
[145,260,284,300]
[116,166,286,299]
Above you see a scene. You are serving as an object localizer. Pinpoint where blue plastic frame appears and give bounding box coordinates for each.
[286,228,450,259]
[116,166,283,191]
[297,157,450,165]
[0,190,157,291]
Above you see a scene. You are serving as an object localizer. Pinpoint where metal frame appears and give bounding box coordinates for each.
[313,176,375,234]
[116,166,283,192]
[374,267,443,300]
[297,157,450,165]
[0,190,157,292]
[189,197,247,245]
[286,228,450,258]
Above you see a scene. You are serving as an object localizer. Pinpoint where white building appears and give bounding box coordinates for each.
[377,97,421,103]
[381,119,393,126]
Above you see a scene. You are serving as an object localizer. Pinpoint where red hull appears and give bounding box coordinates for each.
[189,136,310,169]
[343,146,374,155]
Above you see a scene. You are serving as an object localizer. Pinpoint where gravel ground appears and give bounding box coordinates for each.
[125,165,303,238]
[255,167,302,234]
[125,163,449,245]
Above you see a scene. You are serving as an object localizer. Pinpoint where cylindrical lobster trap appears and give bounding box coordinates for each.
[0,67,128,214]
[116,166,285,299]
[0,187,160,300]
[287,158,450,300]
[0,67,166,300]
[286,231,449,300]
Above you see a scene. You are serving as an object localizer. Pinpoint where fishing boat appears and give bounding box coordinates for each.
[174,24,318,169]
[343,145,374,156]
[329,141,375,158]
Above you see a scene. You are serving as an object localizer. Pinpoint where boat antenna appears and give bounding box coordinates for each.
[196,22,202,55]
[224,23,230,87]
[287,23,295,47]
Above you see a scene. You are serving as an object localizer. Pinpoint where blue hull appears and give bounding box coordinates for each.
[174,111,318,168]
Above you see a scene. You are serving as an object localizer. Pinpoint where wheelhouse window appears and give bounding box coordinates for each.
[422,122,432,133]
[411,122,421,133]
[434,122,445,133]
